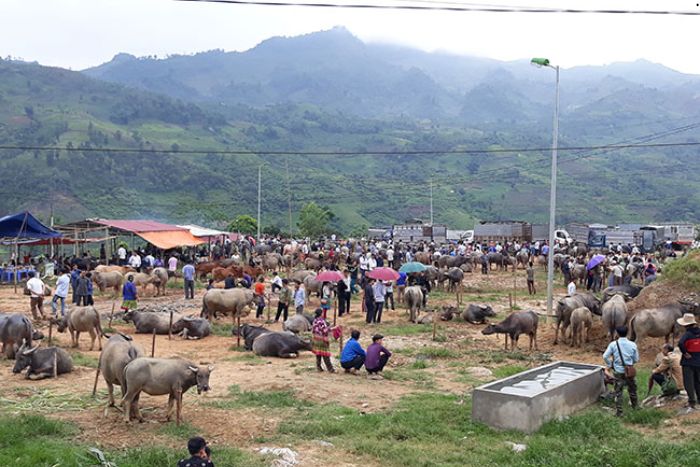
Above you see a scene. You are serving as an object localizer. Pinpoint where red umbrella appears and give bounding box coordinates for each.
[367,267,400,281]
[315,270,344,282]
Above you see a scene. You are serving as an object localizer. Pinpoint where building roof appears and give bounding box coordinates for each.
[177,224,229,238]
[0,211,62,240]
[91,219,186,233]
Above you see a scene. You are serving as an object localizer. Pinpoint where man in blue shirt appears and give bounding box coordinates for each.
[340,330,366,374]
[603,326,639,416]
[182,261,195,299]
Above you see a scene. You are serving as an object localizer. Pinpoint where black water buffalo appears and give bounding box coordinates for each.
[0,313,41,359]
[482,310,539,351]
[252,332,312,358]
[602,285,643,302]
[171,317,211,339]
[236,324,271,350]
[462,304,497,324]
[12,343,73,379]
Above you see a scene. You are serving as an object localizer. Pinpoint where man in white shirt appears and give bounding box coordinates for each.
[117,246,127,265]
[168,255,178,277]
[567,280,577,296]
[143,253,155,270]
[128,252,142,272]
[52,268,70,317]
[386,247,394,269]
[26,271,46,320]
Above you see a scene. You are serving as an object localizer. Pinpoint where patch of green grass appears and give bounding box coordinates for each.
[492,364,528,379]
[211,322,234,337]
[70,352,99,368]
[278,394,700,467]
[207,385,313,410]
[226,353,267,365]
[623,407,669,427]
[409,359,432,370]
[380,323,432,335]
[383,369,435,387]
[661,250,700,289]
[396,346,457,359]
[158,421,198,438]
[0,414,263,467]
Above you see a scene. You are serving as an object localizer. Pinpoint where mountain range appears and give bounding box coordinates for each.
[2,26,700,234]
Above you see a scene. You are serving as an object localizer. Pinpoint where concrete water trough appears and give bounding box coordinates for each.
[472,361,604,433]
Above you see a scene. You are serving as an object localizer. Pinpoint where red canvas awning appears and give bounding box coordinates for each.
[137,230,205,250]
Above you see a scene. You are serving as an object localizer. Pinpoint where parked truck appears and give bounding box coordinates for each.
[474,221,572,246]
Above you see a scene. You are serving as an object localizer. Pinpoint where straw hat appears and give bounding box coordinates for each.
[677,313,698,326]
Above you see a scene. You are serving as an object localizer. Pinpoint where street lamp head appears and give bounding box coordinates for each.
[531,57,551,68]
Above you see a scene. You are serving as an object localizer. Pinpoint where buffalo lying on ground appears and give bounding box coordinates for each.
[171,317,211,339]
[462,304,496,324]
[252,332,312,358]
[12,343,73,379]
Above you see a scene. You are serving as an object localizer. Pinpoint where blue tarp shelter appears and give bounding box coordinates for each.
[0,211,61,240]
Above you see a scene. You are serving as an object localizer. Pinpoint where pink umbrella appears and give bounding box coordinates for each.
[315,270,344,282]
[367,267,400,281]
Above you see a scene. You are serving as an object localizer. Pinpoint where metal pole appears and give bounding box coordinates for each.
[545,65,560,323]
[257,165,262,241]
[286,156,293,237]
[429,179,434,225]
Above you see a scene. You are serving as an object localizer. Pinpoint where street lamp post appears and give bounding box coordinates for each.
[531,57,560,323]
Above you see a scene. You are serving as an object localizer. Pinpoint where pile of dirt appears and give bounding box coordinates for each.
[137,299,198,314]
[628,281,700,312]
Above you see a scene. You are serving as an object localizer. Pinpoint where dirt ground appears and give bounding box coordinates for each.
[1,268,698,465]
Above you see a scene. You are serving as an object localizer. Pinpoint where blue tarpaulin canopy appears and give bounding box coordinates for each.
[0,211,62,240]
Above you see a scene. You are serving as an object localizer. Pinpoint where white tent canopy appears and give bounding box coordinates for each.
[177,224,229,238]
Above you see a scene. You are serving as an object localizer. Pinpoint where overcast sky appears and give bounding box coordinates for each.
[2,0,699,73]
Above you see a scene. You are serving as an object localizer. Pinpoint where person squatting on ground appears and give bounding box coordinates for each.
[365,334,392,379]
[340,330,366,374]
[678,313,700,412]
[177,436,214,467]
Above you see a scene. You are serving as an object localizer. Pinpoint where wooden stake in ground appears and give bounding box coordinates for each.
[48,320,53,346]
[432,315,437,341]
[509,293,513,312]
[236,315,241,348]
[168,311,173,340]
[333,294,338,326]
[151,328,156,357]
[108,300,116,328]
[513,268,517,308]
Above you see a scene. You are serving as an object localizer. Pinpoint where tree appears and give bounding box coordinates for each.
[227,215,258,235]
[297,202,333,238]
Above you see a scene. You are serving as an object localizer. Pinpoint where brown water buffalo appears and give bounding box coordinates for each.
[569,307,592,348]
[99,333,144,409]
[482,310,539,351]
[54,306,104,350]
[92,271,124,297]
[212,266,243,282]
[201,288,255,320]
[121,358,213,425]
[195,261,219,280]
[125,272,161,296]
[94,265,134,275]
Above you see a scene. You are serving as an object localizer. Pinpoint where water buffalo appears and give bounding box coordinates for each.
[151,267,170,296]
[554,293,601,344]
[445,267,464,292]
[417,312,435,324]
[404,286,424,323]
[252,332,312,358]
[629,303,693,347]
[201,288,254,320]
[487,252,505,270]
[0,313,39,359]
[440,306,457,321]
[99,333,144,409]
[92,271,124,296]
[121,358,213,425]
[603,285,642,303]
[94,265,133,275]
[601,294,628,341]
[123,310,181,335]
[236,324,271,350]
[462,304,496,324]
[12,343,73,379]
[171,317,211,339]
[570,264,587,285]
[125,272,161,296]
[54,306,104,350]
[569,307,592,348]
[290,269,315,284]
[303,274,323,300]
[304,257,322,271]
[516,250,530,269]
[482,310,539,351]
[283,314,313,334]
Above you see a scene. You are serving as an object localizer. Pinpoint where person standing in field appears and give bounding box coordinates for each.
[603,326,639,417]
[182,260,195,299]
[121,275,138,312]
[26,271,46,320]
[254,276,266,319]
[526,262,536,295]
[678,313,700,413]
[168,254,178,278]
[51,268,70,317]
[275,279,291,322]
[312,308,335,373]
[293,281,305,314]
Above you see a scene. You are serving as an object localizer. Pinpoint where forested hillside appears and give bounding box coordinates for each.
[2,28,700,233]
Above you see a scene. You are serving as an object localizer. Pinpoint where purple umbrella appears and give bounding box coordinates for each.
[586,254,606,270]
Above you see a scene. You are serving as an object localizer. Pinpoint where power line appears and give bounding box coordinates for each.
[1,140,699,157]
[175,0,700,15]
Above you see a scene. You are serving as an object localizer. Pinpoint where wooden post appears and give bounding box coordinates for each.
[151,328,156,357]
[92,366,101,396]
[108,301,116,328]
[333,294,337,326]
[236,315,241,348]
[168,311,173,340]
[48,321,53,346]
[432,315,437,341]
[513,269,517,308]
[509,293,513,312]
